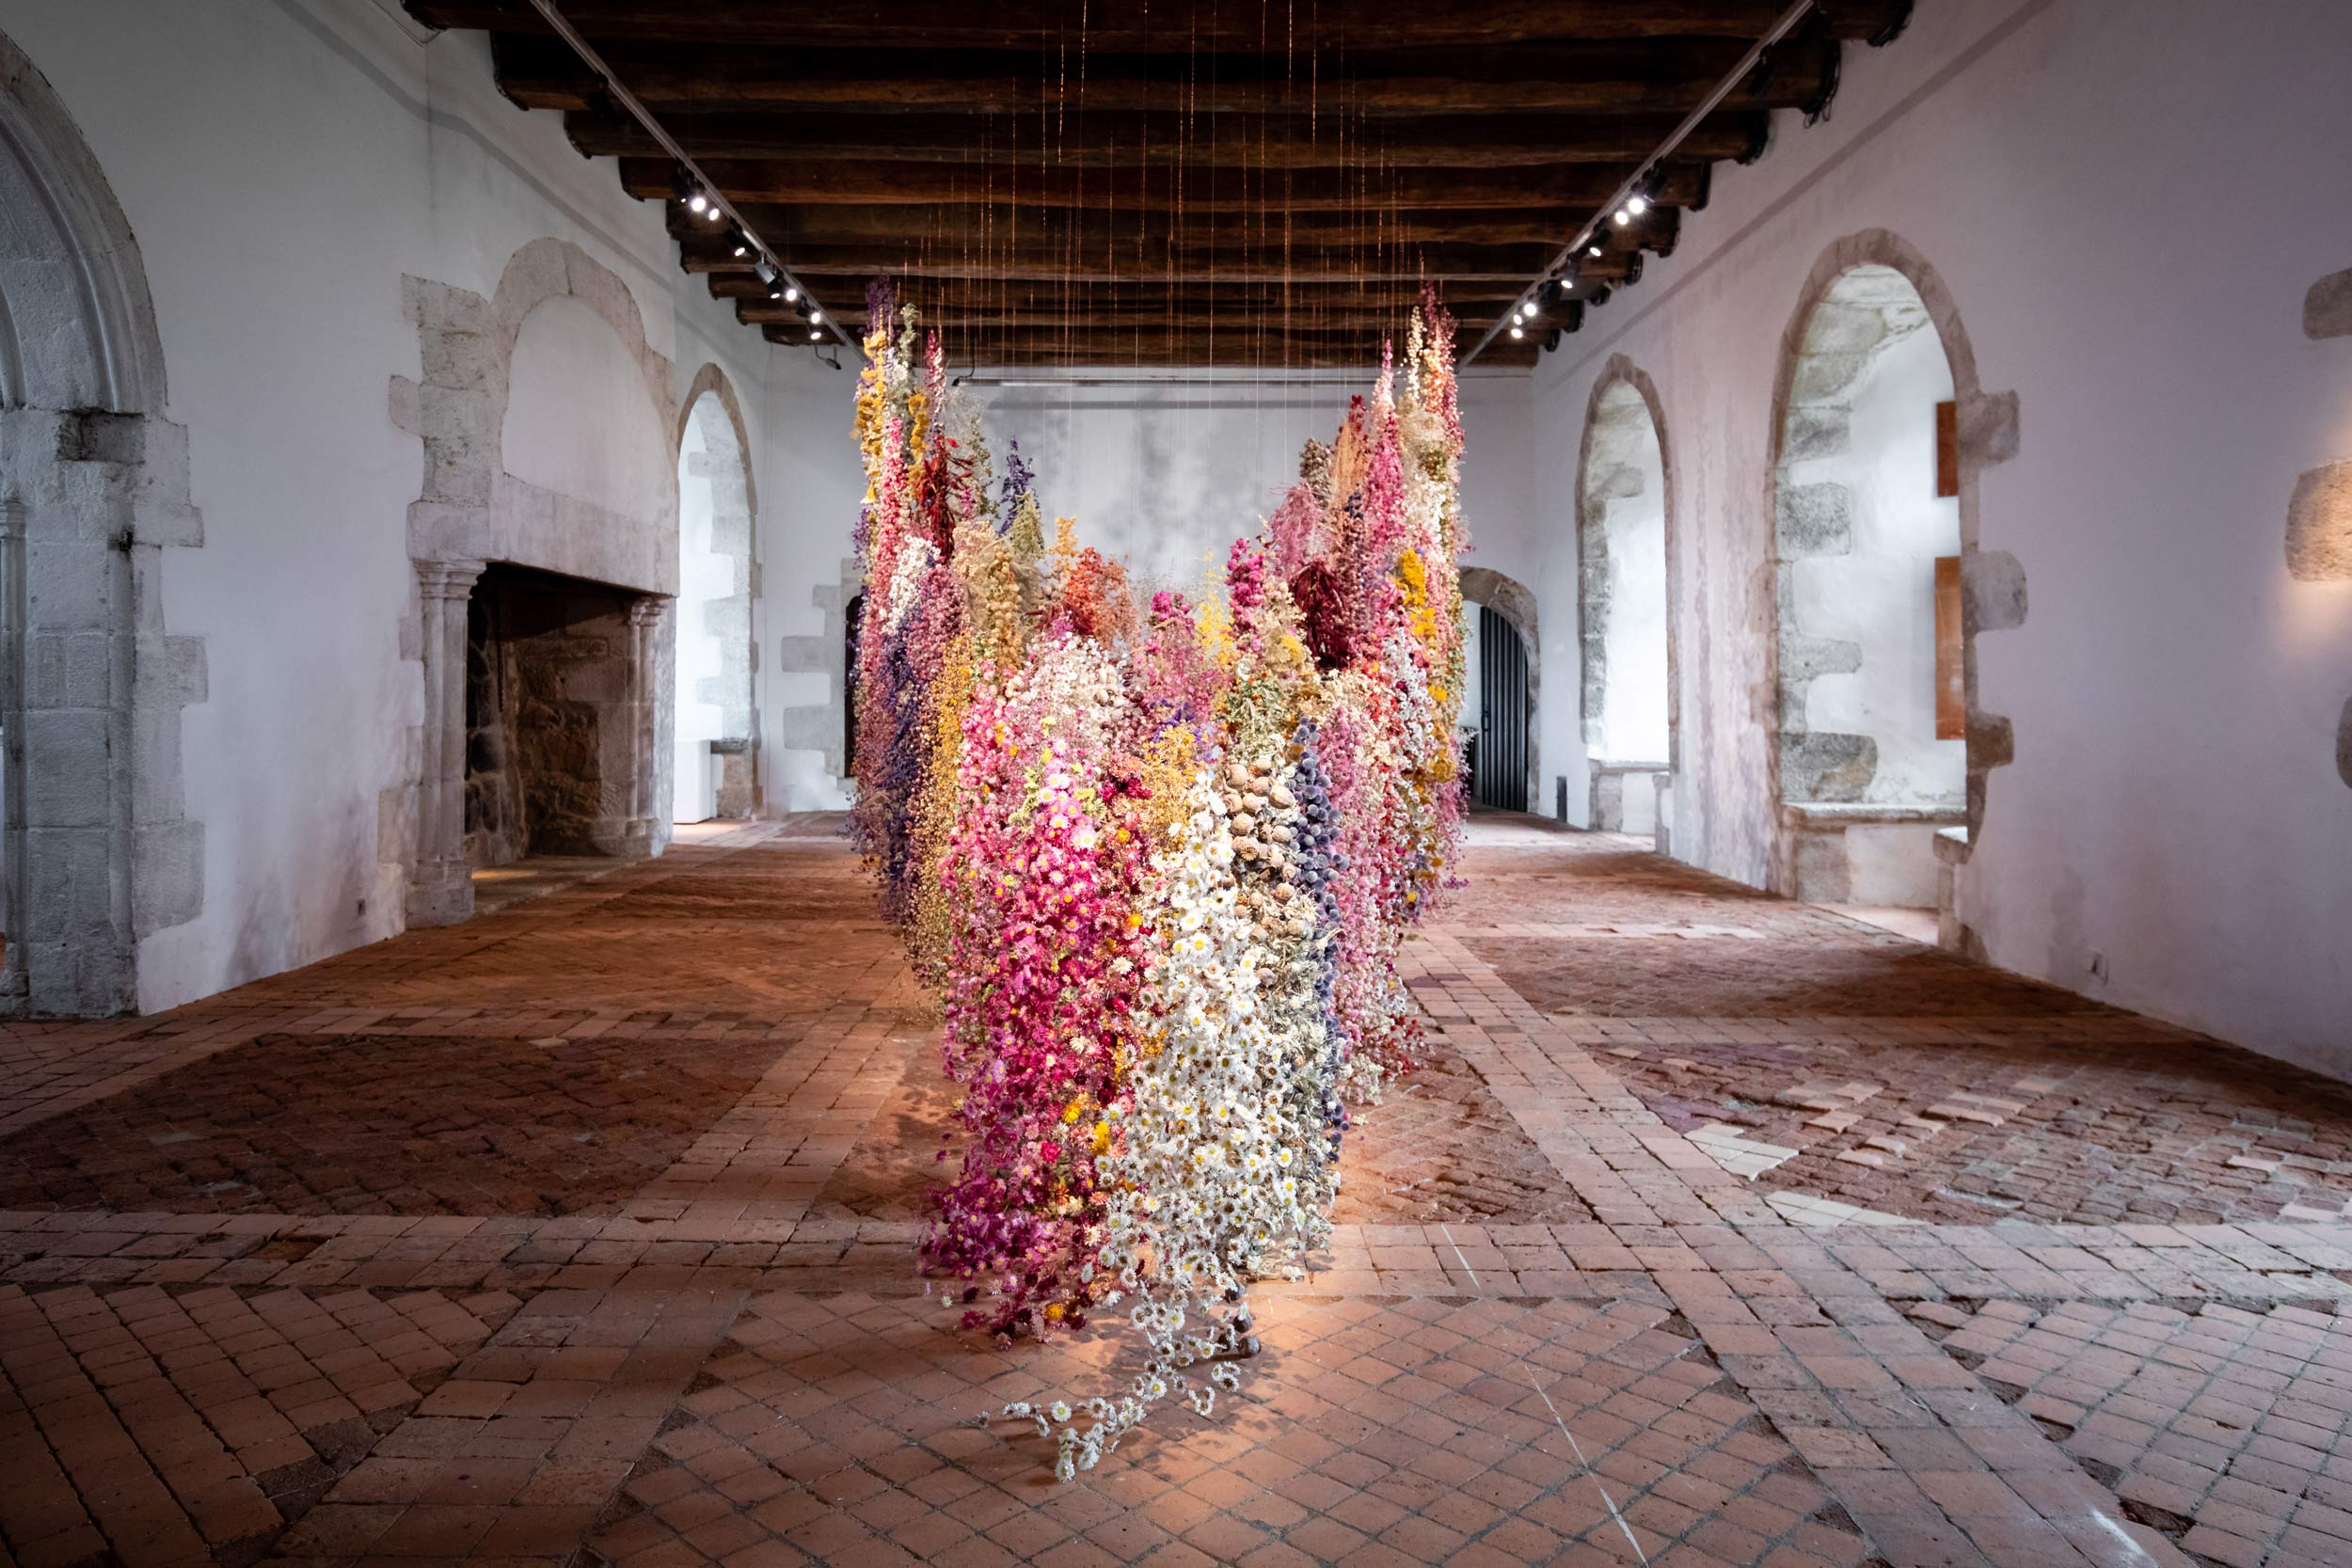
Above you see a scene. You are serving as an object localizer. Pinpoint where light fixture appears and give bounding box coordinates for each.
[1627,194,1650,217]
[1508,325,1525,341]
[809,309,823,325]
[768,279,785,300]
[731,233,750,259]
[1613,208,1631,226]
[686,189,708,214]
[1587,238,1605,257]
[808,327,822,341]
[785,286,800,304]
[704,201,723,223]
[755,260,778,284]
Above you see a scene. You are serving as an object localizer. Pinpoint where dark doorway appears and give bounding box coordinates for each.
[1476,604,1530,812]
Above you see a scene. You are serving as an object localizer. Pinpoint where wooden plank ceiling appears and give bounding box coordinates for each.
[405,1,1913,369]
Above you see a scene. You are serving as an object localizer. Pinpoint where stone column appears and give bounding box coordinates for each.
[0,500,24,1006]
[407,558,483,926]
[625,596,669,855]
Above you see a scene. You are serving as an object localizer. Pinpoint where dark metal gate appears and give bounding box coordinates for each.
[1476,605,1528,812]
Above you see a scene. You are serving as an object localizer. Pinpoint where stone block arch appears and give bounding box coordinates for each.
[2295,265,2352,792]
[675,363,760,817]
[1573,354,1680,840]
[388,237,677,925]
[0,24,206,1015]
[1458,565,1541,815]
[1760,230,2022,911]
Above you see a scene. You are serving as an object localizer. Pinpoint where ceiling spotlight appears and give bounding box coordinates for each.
[808,309,823,325]
[731,233,750,259]
[686,190,708,214]
[1613,208,1631,227]
[785,285,800,304]
[1627,195,1650,217]
[1587,238,1605,257]
[755,260,777,284]
[705,201,724,223]
[768,279,785,300]
[1508,325,1525,341]
[808,327,822,341]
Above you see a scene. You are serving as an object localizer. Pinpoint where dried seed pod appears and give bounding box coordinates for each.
[1232,814,1257,835]
[1269,784,1297,809]
[1227,763,1252,789]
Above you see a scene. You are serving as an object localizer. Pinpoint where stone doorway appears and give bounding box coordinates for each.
[463,563,664,869]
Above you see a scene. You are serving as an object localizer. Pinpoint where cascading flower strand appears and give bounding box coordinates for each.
[848,291,1469,1477]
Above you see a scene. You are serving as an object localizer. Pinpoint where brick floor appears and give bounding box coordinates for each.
[1914,1298,2352,1568]
[0,816,2344,1566]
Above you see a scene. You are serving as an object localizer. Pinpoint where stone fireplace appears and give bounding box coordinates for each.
[464,563,660,866]
[406,555,668,925]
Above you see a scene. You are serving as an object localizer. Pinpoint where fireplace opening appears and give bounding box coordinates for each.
[464,562,654,867]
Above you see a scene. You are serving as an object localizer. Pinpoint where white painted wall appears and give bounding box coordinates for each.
[1527,0,2352,1075]
[506,296,673,523]
[0,0,785,1009]
[1787,305,1964,805]
[965,371,1538,607]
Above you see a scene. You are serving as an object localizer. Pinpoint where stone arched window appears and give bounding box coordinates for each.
[1574,356,1678,841]
[0,24,205,1015]
[672,366,759,821]
[1763,230,2022,939]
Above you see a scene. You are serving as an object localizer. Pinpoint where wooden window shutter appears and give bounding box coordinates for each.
[1933,556,1964,739]
[1935,400,1960,498]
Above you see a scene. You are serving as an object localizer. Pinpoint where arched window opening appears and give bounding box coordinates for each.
[1576,370,1674,842]
[1773,262,1965,937]
[670,386,756,823]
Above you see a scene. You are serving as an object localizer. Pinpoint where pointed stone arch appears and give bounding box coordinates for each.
[0,24,206,1015]
[1573,353,1680,842]
[1761,230,2023,936]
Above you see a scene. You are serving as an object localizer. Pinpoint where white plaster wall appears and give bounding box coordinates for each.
[0,0,781,1009]
[506,295,673,523]
[966,372,1538,603]
[1789,317,1964,804]
[1526,0,2352,1074]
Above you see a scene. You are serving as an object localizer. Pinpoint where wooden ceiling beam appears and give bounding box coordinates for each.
[412,1,1914,49]
[488,34,1838,118]
[670,201,1681,256]
[621,155,1712,212]
[566,107,1769,169]
[771,251,1561,285]
[705,273,1538,302]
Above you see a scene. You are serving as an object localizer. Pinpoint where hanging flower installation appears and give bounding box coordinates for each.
[850,287,1468,1475]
